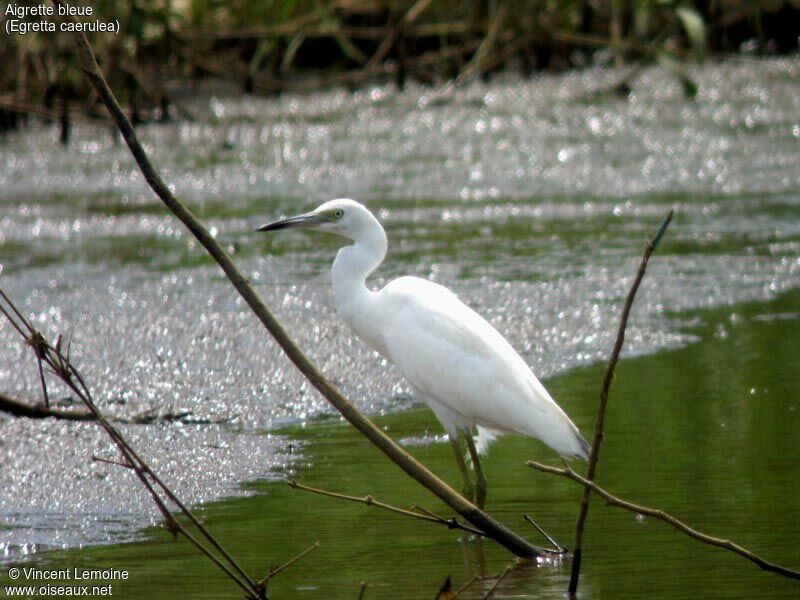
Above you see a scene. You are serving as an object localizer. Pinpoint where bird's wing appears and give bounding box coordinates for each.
[376,276,588,458]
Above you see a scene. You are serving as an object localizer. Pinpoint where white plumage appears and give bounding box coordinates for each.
[376,276,589,459]
[260,199,589,509]
[259,198,589,464]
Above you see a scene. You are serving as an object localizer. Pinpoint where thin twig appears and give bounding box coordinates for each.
[258,541,320,587]
[69,363,258,595]
[0,301,27,339]
[357,580,368,600]
[54,9,543,559]
[451,575,479,599]
[34,338,51,408]
[523,514,565,553]
[0,288,35,333]
[483,565,512,599]
[528,461,800,581]
[177,526,259,595]
[116,438,259,590]
[288,480,486,537]
[0,287,262,599]
[0,295,52,408]
[568,210,673,596]
[92,454,133,469]
[410,503,452,521]
[0,292,49,409]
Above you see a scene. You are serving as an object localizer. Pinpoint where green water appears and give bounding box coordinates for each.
[6,287,798,598]
[2,58,799,598]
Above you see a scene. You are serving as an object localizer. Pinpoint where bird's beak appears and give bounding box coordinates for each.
[256,211,323,232]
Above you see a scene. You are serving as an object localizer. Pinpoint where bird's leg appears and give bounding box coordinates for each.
[449,434,474,502]
[464,430,487,509]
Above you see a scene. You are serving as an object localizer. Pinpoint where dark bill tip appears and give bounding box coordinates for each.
[256,221,291,232]
[256,212,321,232]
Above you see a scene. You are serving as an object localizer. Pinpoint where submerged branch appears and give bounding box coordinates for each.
[523,514,565,553]
[288,480,486,537]
[528,461,800,581]
[568,210,673,596]
[450,576,480,599]
[483,564,513,599]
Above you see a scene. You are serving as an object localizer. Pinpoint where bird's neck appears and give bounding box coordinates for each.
[331,224,387,349]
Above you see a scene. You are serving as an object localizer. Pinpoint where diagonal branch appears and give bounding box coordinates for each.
[482,564,513,599]
[258,541,320,589]
[523,514,565,553]
[0,289,262,598]
[51,2,543,559]
[528,461,800,581]
[569,210,673,596]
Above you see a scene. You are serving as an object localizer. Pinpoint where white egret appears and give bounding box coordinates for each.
[258,199,589,507]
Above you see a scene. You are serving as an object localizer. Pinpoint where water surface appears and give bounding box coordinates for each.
[0,57,799,596]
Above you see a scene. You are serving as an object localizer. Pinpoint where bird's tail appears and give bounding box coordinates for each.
[474,426,501,456]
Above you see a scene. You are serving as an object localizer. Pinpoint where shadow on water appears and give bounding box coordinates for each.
[5,287,798,598]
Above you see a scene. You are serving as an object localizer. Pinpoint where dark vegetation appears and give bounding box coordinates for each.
[1,0,799,140]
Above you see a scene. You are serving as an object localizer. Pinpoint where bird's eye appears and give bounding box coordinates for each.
[332,209,344,219]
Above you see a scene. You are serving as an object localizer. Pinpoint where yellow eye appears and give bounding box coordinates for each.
[332,209,344,219]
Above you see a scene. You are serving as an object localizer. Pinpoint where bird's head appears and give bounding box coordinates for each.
[257,198,378,241]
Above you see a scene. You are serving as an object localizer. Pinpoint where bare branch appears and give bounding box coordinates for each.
[483,564,512,599]
[288,479,487,537]
[53,10,543,558]
[0,288,36,335]
[451,575,479,599]
[569,210,673,595]
[258,541,320,588]
[523,514,565,553]
[34,335,51,408]
[0,286,263,599]
[92,455,134,469]
[528,460,800,581]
